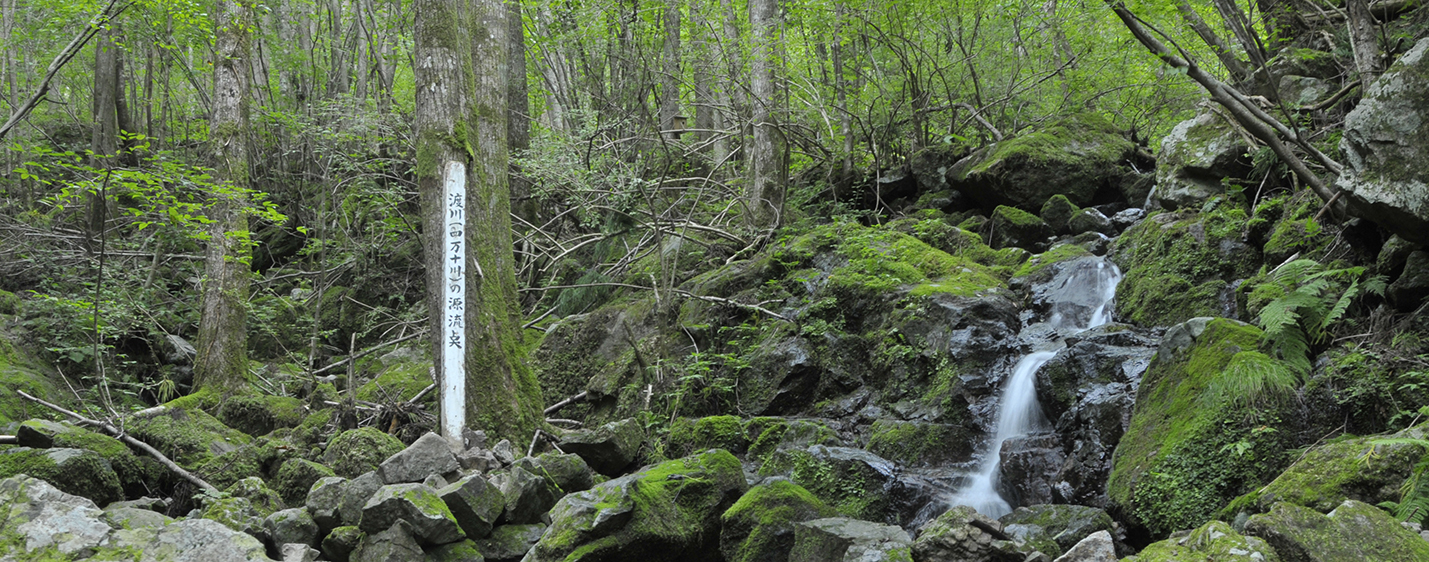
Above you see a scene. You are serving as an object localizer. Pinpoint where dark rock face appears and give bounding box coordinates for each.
[790,518,912,562]
[556,418,644,477]
[998,434,1064,508]
[912,506,1037,562]
[1336,37,1429,244]
[991,206,1054,251]
[1388,250,1429,310]
[493,466,558,525]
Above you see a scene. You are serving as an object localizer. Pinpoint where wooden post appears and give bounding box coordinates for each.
[440,160,467,442]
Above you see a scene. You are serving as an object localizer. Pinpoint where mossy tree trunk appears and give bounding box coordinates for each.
[748,0,786,228]
[194,0,253,394]
[416,0,542,444]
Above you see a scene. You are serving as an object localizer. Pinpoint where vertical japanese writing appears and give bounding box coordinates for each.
[440,161,467,442]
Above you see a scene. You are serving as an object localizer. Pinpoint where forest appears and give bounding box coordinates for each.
[2,0,1429,561]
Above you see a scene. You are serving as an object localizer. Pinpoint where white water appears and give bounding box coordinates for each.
[945,258,1122,519]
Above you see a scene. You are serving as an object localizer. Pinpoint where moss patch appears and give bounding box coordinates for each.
[323,426,405,478]
[1112,208,1261,326]
[719,480,838,562]
[0,447,124,506]
[667,416,749,458]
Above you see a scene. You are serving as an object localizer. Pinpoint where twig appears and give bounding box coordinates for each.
[312,330,426,375]
[1302,80,1361,112]
[16,390,217,493]
[0,0,130,142]
[408,383,435,405]
[546,418,582,427]
[527,429,542,457]
[544,391,588,416]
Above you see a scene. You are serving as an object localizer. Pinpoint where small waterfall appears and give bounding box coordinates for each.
[942,257,1123,520]
[1143,184,1158,210]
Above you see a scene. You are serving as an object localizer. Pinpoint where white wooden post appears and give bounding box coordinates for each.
[440,161,467,443]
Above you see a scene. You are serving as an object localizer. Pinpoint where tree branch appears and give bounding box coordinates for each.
[0,0,130,142]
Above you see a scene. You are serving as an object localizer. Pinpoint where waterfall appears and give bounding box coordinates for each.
[944,257,1122,519]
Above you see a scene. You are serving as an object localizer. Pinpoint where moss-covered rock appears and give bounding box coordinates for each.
[0,290,20,315]
[1107,318,1296,537]
[0,447,124,506]
[527,449,747,562]
[990,205,1053,251]
[1246,500,1429,561]
[791,517,913,562]
[719,479,838,562]
[126,406,252,469]
[1111,208,1261,326]
[1224,424,1428,516]
[747,419,840,467]
[864,419,971,468]
[1153,111,1251,210]
[1124,520,1280,562]
[476,523,546,561]
[999,504,1115,555]
[323,426,406,478]
[322,525,364,562]
[16,419,160,498]
[226,476,286,517]
[758,445,895,522]
[273,458,337,507]
[196,437,296,491]
[0,330,67,426]
[911,506,1033,562]
[667,415,749,458]
[359,482,465,546]
[1040,194,1080,235]
[216,393,307,438]
[557,418,644,477]
[949,112,1140,210]
[199,495,266,536]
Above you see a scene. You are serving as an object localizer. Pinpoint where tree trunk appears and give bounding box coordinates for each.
[507,0,530,155]
[415,0,541,444]
[1347,0,1381,84]
[194,0,253,394]
[747,0,785,228]
[89,26,122,244]
[659,0,682,136]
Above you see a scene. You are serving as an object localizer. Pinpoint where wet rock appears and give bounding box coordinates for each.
[998,434,1064,507]
[1051,530,1115,562]
[1245,500,1429,561]
[378,431,460,484]
[264,507,319,548]
[720,479,839,562]
[527,449,746,562]
[1336,37,1429,244]
[1111,208,1146,231]
[359,483,465,546]
[476,523,547,562]
[912,505,1039,562]
[1124,520,1280,561]
[1068,208,1114,236]
[1001,505,1117,555]
[439,473,506,539]
[791,517,912,562]
[492,465,557,525]
[305,476,347,531]
[1153,111,1250,210]
[556,418,644,476]
[351,520,424,562]
[323,427,406,478]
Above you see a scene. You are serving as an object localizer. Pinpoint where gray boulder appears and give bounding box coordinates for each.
[513,451,595,495]
[1124,520,1280,562]
[1153,111,1250,210]
[279,543,321,562]
[1336,37,1429,244]
[351,520,424,562]
[1052,530,1116,562]
[556,418,644,476]
[359,483,466,546]
[439,474,506,539]
[1068,208,1113,236]
[475,523,547,562]
[103,505,174,530]
[378,431,460,484]
[265,507,319,548]
[912,506,1040,562]
[789,518,913,562]
[228,476,287,517]
[321,525,364,562]
[139,518,277,561]
[493,466,559,525]
[305,476,347,532]
[0,474,112,558]
[339,471,382,527]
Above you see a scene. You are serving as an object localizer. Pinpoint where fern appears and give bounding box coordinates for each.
[1253,259,1385,375]
[1212,350,1299,407]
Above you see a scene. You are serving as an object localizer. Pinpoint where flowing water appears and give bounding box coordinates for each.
[941,257,1123,519]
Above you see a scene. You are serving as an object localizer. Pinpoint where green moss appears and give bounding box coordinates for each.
[1013,244,1094,279]
[357,357,434,406]
[1125,520,1281,562]
[225,476,286,517]
[0,334,65,426]
[323,426,405,478]
[994,205,1045,227]
[667,415,749,458]
[865,420,967,467]
[1224,428,1427,516]
[973,113,1127,177]
[1112,207,1260,326]
[770,222,1006,298]
[126,406,252,469]
[0,447,125,505]
[216,393,307,437]
[1108,319,1293,537]
[291,409,333,448]
[1261,195,1330,263]
[272,458,336,506]
[719,480,838,562]
[30,421,158,496]
[758,448,885,520]
[0,290,20,315]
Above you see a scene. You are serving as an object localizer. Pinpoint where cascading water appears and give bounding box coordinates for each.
[943,257,1122,519]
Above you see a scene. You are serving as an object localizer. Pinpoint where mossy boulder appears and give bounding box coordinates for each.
[324,426,406,478]
[999,504,1116,555]
[1040,194,1080,234]
[747,419,840,467]
[0,330,67,426]
[197,437,296,491]
[511,451,594,496]
[719,479,839,562]
[476,523,546,561]
[126,406,252,469]
[274,458,338,506]
[989,205,1053,251]
[1225,424,1428,516]
[758,445,896,522]
[1153,111,1251,210]
[527,449,747,562]
[356,349,435,408]
[359,482,465,546]
[200,495,267,536]
[864,419,972,468]
[322,525,364,562]
[790,517,913,562]
[668,415,750,458]
[226,475,286,518]
[0,447,123,506]
[0,289,20,315]
[1124,520,1281,562]
[1111,208,1261,327]
[216,393,307,437]
[1107,318,1296,537]
[948,112,1140,210]
[911,506,1034,562]
[557,418,644,476]
[1245,500,1429,561]
[16,419,160,498]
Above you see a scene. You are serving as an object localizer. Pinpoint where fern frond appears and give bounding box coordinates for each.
[1317,279,1361,341]
[1270,259,1322,286]
[1364,275,1389,297]
[1208,351,1300,408]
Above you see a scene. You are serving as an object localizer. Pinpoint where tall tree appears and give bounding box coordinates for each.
[659,0,682,135]
[193,0,254,393]
[88,25,124,244]
[747,0,785,227]
[1347,0,1382,84]
[415,0,542,443]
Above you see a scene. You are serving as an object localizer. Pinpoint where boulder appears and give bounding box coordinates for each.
[666,415,751,457]
[201,495,268,536]
[1051,530,1115,562]
[278,543,321,562]
[0,446,123,506]
[323,427,406,478]
[273,458,337,506]
[1239,423,1427,514]
[321,525,364,562]
[911,506,1039,562]
[1153,111,1250,210]
[228,476,287,517]
[1111,209,1262,327]
[492,466,558,525]
[1124,520,1281,562]
[339,471,383,528]
[135,518,276,562]
[1279,75,1332,107]
[359,483,466,546]
[125,407,251,468]
[1068,208,1114,236]
[719,479,839,562]
[1245,500,1429,561]
[1388,250,1429,310]
[1336,37,1429,244]
[305,476,347,531]
[378,431,460,484]
[512,451,595,495]
[102,505,173,530]
[526,449,747,562]
[350,520,424,562]
[990,205,1053,251]
[1041,195,1080,235]
[998,434,1065,508]
[1111,208,1146,231]
[264,507,319,548]
[790,518,912,562]
[759,445,899,522]
[426,539,487,562]
[947,112,1140,210]
[864,420,974,468]
[440,473,507,539]
[556,418,644,476]
[475,523,547,562]
[0,474,112,558]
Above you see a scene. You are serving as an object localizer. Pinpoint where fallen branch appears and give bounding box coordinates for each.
[544,391,588,416]
[0,435,16,445]
[312,330,426,375]
[408,383,436,405]
[1302,80,1362,112]
[17,390,217,493]
[546,418,582,427]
